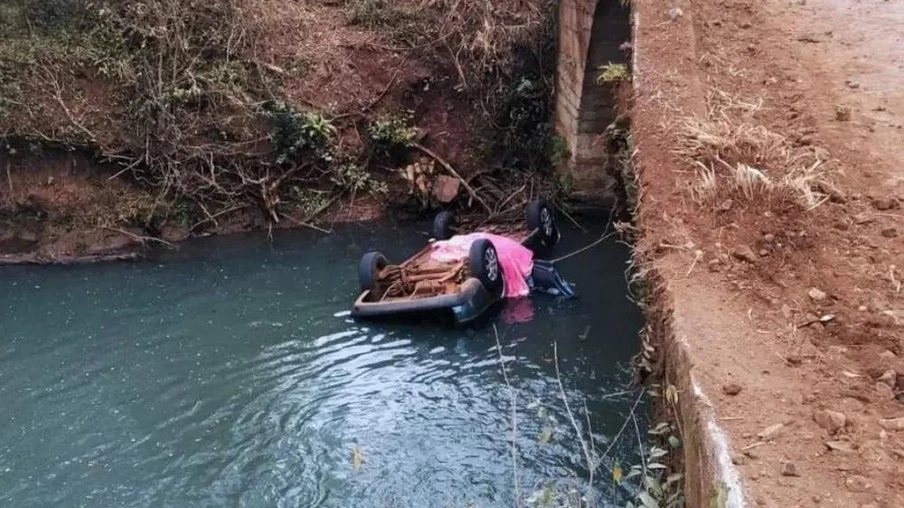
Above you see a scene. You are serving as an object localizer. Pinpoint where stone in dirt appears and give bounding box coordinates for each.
[723,383,743,396]
[878,370,897,388]
[844,475,873,492]
[872,197,899,211]
[852,213,874,225]
[758,423,784,440]
[813,409,846,434]
[732,245,758,263]
[875,382,895,400]
[808,287,828,302]
[779,461,800,477]
[835,105,852,122]
[431,175,460,204]
[825,440,854,453]
[878,417,904,431]
[815,181,846,203]
[880,227,897,238]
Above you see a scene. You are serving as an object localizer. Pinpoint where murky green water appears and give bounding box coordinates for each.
[0,219,644,507]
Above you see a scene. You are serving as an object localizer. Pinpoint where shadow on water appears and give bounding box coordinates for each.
[0,217,645,508]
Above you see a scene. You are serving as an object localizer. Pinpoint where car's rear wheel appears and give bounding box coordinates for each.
[527,200,558,248]
[433,211,455,240]
[358,251,388,292]
[469,239,502,293]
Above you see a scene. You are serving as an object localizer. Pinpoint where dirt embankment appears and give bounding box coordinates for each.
[632,0,903,506]
[1,0,560,264]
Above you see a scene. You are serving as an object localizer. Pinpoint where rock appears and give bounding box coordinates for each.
[835,105,852,122]
[431,175,460,204]
[740,21,752,29]
[880,227,898,238]
[779,461,800,477]
[878,370,897,388]
[780,304,793,319]
[844,475,873,492]
[808,288,827,302]
[718,198,733,211]
[732,454,747,465]
[758,423,784,440]
[859,440,888,462]
[815,181,846,203]
[813,409,846,434]
[879,350,897,359]
[732,245,758,263]
[878,417,904,431]
[846,80,861,89]
[876,382,895,400]
[764,233,775,242]
[872,197,899,210]
[853,213,873,225]
[825,440,854,453]
[722,383,743,396]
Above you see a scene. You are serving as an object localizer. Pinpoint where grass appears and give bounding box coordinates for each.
[677,114,833,210]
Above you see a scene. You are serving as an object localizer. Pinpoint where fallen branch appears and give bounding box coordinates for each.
[278,213,331,234]
[102,227,177,249]
[411,142,492,214]
[190,204,247,232]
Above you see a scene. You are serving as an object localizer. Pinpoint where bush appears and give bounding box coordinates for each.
[368,112,417,159]
[265,102,337,164]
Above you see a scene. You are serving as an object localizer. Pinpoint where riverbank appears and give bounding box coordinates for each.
[631,0,903,506]
[1,0,562,264]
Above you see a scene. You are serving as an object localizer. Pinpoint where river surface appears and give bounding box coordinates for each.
[0,219,644,507]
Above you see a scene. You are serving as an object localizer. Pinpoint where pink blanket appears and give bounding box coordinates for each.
[430,233,534,298]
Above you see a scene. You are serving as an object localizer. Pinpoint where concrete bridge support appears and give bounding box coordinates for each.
[555,0,631,201]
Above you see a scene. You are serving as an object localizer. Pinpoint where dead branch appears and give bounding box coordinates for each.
[411,142,492,214]
[102,227,177,249]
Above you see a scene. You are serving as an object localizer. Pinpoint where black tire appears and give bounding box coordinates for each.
[358,251,388,291]
[527,200,558,247]
[469,239,502,292]
[433,211,455,240]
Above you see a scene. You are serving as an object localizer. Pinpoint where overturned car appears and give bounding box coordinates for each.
[351,201,573,325]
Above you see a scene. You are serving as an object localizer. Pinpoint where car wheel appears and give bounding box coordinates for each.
[527,200,558,247]
[358,251,388,291]
[469,239,502,293]
[433,211,455,240]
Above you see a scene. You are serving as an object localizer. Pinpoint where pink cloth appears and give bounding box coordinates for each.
[430,233,534,298]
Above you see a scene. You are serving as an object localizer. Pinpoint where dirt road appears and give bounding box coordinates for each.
[633,0,902,506]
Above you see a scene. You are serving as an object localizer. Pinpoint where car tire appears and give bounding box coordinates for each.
[469,239,502,293]
[358,251,388,291]
[433,211,455,240]
[527,200,558,247]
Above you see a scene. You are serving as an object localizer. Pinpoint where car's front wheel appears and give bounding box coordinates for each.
[358,251,388,292]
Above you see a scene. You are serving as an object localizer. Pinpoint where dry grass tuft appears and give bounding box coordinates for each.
[677,114,833,210]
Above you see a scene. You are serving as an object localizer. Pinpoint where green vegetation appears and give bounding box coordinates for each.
[597,63,629,84]
[369,112,417,148]
[265,103,337,165]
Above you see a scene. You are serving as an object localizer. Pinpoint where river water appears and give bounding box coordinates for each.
[0,219,644,507]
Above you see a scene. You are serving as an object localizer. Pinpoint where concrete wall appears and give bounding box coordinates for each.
[555,0,631,199]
